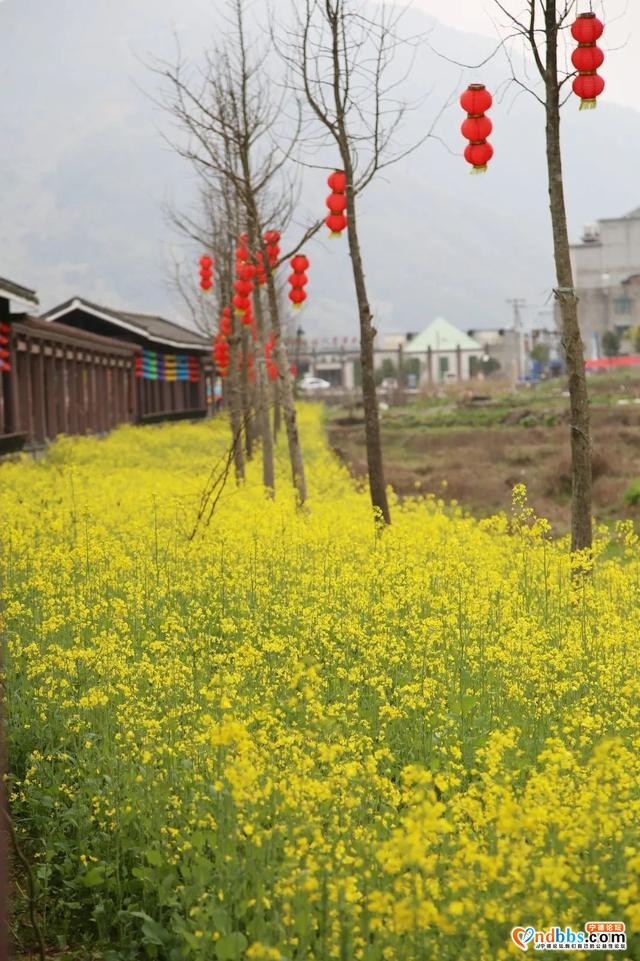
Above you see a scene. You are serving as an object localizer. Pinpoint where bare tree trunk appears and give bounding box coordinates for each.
[265,275,308,505]
[273,379,281,438]
[251,282,276,493]
[240,326,254,460]
[227,327,246,482]
[340,156,390,524]
[545,2,592,552]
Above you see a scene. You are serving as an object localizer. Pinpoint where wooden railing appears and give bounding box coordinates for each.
[0,316,211,452]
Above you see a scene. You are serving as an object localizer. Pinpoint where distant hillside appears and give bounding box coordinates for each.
[0,0,638,337]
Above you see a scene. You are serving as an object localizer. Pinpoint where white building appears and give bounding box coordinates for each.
[567,207,640,358]
[405,317,483,383]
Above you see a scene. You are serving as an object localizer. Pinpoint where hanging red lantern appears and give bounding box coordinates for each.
[234,278,254,298]
[288,254,309,308]
[460,84,493,174]
[571,11,604,44]
[264,230,281,268]
[573,73,605,106]
[233,293,251,315]
[0,322,11,372]
[237,262,256,282]
[325,171,348,237]
[464,142,494,170]
[199,253,214,291]
[289,289,307,308]
[571,13,605,109]
[571,45,604,73]
[327,170,347,193]
[461,115,493,143]
[288,272,308,289]
[219,310,232,338]
[326,193,347,214]
[213,335,230,378]
[326,213,348,236]
[460,85,492,116]
[236,234,250,262]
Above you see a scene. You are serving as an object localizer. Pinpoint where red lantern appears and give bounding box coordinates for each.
[573,72,605,106]
[460,85,492,116]
[237,263,256,282]
[264,230,281,267]
[327,170,347,193]
[288,254,309,308]
[289,289,307,308]
[325,171,348,237]
[464,142,494,169]
[288,272,308,289]
[460,84,493,173]
[234,279,254,297]
[326,212,348,236]
[0,321,11,372]
[326,193,347,214]
[461,115,493,142]
[254,251,267,285]
[199,253,214,291]
[236,237,250,262]
[233,293,251,315]
[571,45,604,73]
[219,312,232,338]
[571,13,605,109]
[571,12,604,44]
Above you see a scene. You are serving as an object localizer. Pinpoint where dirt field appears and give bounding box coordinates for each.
[327,378,640,533]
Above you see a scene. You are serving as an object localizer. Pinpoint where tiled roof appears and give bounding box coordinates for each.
[43,297,210,351]
[0,276,39,305]
[405,317,482,353]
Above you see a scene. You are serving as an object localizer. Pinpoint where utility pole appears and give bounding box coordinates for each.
[507,298,527,383]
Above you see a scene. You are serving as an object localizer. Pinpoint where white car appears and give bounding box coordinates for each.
[299,376,331,391]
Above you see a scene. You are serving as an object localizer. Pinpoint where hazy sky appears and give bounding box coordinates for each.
[412,0,635,110]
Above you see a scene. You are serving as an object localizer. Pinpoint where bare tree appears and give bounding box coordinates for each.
[487,0,595,552]
[168,178,252,476]
[157,0,309,502]
[284,0,426,525]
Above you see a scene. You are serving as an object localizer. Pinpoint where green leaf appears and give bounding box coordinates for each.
[145,849,162,867]
[130,910,169,946]
[210,907,230,935]
[216,932,247,960]
[81,866,105,887]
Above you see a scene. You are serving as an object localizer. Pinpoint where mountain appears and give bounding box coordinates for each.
[1,0,638,338]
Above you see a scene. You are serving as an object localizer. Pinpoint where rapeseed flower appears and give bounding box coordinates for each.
[4,407,640,959]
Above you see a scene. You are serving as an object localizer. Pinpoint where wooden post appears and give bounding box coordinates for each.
[44,343,58,440]
[426,346,433,386]
[67,348,78,435]
[456,344,462,382]
[24,339,35,443]
[33,342,46,444]
[197,359,206,410]
[4,320,20,435]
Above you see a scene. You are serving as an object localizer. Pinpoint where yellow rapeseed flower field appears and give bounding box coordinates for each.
[4,406,640,959]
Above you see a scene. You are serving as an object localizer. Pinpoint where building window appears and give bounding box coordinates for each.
[614,296,633,315]
[439,356,449,380]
